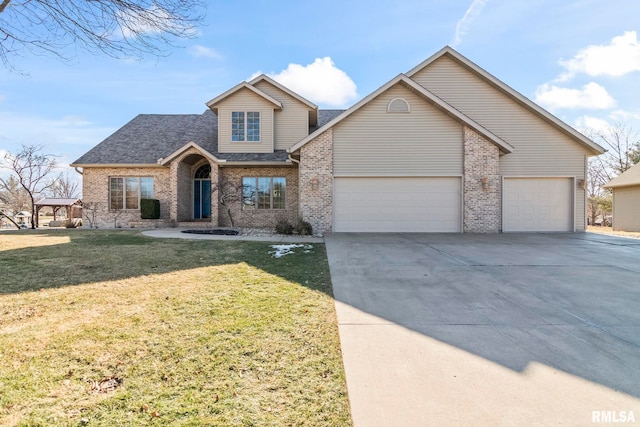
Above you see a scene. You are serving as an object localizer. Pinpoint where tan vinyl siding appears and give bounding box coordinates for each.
[253,80,310,150]
[612,186,640,231]
[411,55,589,230]
[217,88,274,153]
[333,83,463,176]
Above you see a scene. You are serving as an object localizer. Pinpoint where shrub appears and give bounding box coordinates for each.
[275,218,294,235]
[64,219,77,228]
[295,220,313,236]
[140,199,161,219]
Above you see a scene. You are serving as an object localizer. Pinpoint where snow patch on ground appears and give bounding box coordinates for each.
[269,244,313,258]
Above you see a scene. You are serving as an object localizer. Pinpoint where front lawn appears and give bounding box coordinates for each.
[0,230,351,426]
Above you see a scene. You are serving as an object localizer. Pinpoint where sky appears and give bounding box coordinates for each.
[1,0,639,189]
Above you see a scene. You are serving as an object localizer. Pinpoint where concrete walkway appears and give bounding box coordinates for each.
[325,232,640,426]
[142,227,323,243]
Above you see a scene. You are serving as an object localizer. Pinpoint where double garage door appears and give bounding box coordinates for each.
[333,177,574,233]
[334,177,461,232]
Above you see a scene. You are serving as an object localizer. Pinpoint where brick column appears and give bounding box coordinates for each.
[299,129,333,235]
[463,127,501,233]
[210,162,219,225]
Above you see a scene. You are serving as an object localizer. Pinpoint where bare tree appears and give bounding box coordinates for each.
[584,122,638,227]
[589,122,640,181]
[0,0,206,70]
[0,145,58,229]
[211,176,244,227]
[47,172,81,199]
[82,202,100,229]
[0,175,31,217]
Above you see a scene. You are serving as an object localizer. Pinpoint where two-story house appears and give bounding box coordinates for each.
[72,46,604,233]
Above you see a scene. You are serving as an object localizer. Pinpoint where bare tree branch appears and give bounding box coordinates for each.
[0,0,207,70]
[0,144,58,229]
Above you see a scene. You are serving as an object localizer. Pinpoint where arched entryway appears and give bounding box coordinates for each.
[193,164,211,219]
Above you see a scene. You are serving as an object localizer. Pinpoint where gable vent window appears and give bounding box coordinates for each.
[387,98,410,113]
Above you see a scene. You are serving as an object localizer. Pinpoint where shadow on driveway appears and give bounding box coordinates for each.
[326,232,640,426]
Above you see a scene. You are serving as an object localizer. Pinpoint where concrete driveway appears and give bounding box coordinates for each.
[325,233,640,426]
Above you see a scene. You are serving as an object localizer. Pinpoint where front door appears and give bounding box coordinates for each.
[193,164,211,219]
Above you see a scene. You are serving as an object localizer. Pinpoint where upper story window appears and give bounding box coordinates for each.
[110,177,153,210]
[232,111,260,142]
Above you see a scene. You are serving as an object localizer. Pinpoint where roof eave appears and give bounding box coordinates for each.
[221,160,294,167]
[70,163,168,168]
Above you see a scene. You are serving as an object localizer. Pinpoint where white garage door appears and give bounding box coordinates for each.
[503,178,573,232]
[334,177,461,232]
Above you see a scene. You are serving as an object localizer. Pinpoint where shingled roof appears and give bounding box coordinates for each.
[72,109,345,166]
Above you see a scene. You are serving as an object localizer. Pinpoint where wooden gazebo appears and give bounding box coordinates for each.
[35,198,82,227]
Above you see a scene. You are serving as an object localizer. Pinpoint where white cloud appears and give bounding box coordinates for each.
[610,109,640,122]
[189,45,223,60]
[574,116,611,134]
[558,31,640,81]
[451,0,489,48]
[255,57,358,107]
[535,82,616,111]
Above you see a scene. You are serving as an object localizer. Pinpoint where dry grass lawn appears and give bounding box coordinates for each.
[587,225,640,239]
[0,230,351,426]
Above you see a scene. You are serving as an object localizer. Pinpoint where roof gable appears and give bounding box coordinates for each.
[249,74,317,110]
[605,162,640,188]
[289,74,513,154]
[250,74,319,127]
[159,141,223,166]
[205,82,283,113]
[407,46,604,155]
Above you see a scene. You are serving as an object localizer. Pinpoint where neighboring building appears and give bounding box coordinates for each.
[72,46,604,233]
[604,162,640,232]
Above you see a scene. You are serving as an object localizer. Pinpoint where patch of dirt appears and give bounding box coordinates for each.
[87,376,122,394]
[0,306,40,325]
[587,226,640,239]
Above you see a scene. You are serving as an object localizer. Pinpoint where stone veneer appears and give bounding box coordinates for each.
[463,127,501,233]
[217,167,298,228]
[298,129,333,234]
[81,167,171,229]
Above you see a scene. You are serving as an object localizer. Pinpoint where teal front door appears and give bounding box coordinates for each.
[193,164,212,219]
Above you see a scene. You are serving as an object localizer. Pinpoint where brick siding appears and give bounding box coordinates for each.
[463,127,501,233]
[299,129,333,234]
[81,167,171,229]
[217,167,298,228]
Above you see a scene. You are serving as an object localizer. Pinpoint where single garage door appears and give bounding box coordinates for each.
[503,178,573,232]
[334,177,461,232]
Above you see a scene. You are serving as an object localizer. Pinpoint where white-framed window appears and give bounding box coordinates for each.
[232,111,260,142]
[242,177,286,209]
[110,177,154,210]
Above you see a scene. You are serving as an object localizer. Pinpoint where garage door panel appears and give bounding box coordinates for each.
[503,178,573,232]
[334,177,461,232]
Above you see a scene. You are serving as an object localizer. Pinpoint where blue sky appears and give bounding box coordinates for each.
[1,0,639,187]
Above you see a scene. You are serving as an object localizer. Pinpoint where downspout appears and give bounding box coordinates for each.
[74,167,83,175]
[287,154,300,164]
